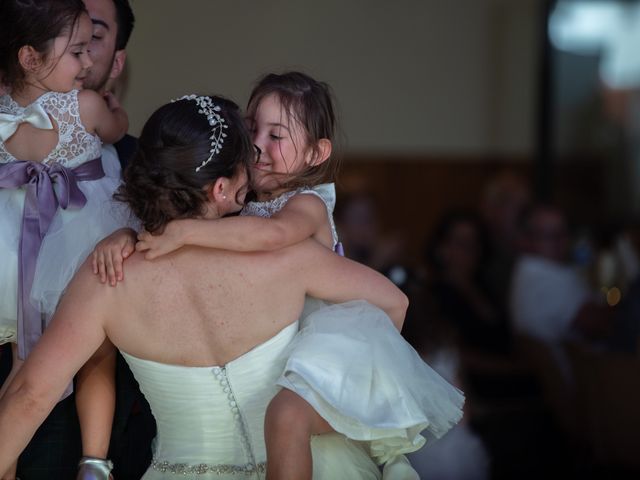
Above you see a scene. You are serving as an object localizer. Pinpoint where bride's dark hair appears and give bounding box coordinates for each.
[116,95,253,233]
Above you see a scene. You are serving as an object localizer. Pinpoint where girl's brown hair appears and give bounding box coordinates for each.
[0,0,86,92]
[247,71,340,192]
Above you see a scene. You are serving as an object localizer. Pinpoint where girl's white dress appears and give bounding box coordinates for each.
[240,184,465,471]
[0,90,131,349]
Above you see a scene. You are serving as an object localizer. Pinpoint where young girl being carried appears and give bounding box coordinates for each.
[94,72,464,479]
[0,1,131,478]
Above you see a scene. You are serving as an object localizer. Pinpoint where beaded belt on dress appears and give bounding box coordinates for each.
[151,459,266,475]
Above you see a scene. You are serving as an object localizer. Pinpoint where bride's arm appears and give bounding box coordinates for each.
[0,262,110,471]
[296,240,409,329]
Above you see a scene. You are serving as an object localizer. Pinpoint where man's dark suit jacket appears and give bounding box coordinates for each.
[114,134,137,171]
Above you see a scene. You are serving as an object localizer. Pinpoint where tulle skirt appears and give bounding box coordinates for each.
[0,158,133,344]
[277,299,465,467]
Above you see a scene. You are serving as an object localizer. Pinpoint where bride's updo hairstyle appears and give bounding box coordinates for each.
[116,95,253,233]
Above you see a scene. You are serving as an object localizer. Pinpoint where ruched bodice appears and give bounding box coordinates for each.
[121,322,297,476]
[121,321,383,479]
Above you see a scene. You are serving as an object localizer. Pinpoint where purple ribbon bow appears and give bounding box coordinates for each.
[0,158,104,360]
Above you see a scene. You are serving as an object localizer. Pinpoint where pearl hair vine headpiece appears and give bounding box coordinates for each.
[171,94,228,172]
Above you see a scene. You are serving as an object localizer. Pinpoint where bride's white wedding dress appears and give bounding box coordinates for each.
[121,321,382,479]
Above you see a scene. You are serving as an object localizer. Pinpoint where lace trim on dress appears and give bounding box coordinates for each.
[0,90,101,167]
[240,190,298,219]
[240,184,339,248]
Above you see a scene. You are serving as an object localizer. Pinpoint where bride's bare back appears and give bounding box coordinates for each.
[104,245,310,367]
[79,239,406,368]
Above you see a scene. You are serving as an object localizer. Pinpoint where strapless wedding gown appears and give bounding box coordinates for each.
[121,322,382,479]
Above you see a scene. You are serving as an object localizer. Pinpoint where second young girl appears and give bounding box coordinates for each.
[0,1,131,478]
[95,71,464,478]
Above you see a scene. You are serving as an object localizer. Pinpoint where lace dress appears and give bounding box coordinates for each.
[240,184,465,472]
[122,322,382,479]
[0,90,130,354]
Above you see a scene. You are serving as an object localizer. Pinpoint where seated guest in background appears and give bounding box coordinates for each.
[334,192,407,273]
[421,209,534,405]
[403,211,495,479]
[510,204,613,344]
[425,210,510,356]
[479,171,531,316]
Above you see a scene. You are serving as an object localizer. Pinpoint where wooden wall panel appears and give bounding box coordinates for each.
[335,155,608,265]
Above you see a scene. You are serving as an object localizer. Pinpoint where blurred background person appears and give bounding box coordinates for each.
[510,204,613,345]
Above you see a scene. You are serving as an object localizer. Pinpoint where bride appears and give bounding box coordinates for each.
[0,95,409,479]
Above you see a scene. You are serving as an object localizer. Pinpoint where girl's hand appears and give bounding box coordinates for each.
[136,220,186,260]
[91,228,137,285]
[103,91,122,112]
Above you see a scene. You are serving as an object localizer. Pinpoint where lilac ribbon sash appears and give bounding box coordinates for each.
[0,157,104,360]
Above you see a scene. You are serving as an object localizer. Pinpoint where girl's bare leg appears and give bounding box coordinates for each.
[0,343,23,480]
[265,389,333,480]
[75,339,116,478]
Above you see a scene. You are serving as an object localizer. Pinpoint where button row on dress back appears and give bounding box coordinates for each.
[212,366,259,472]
